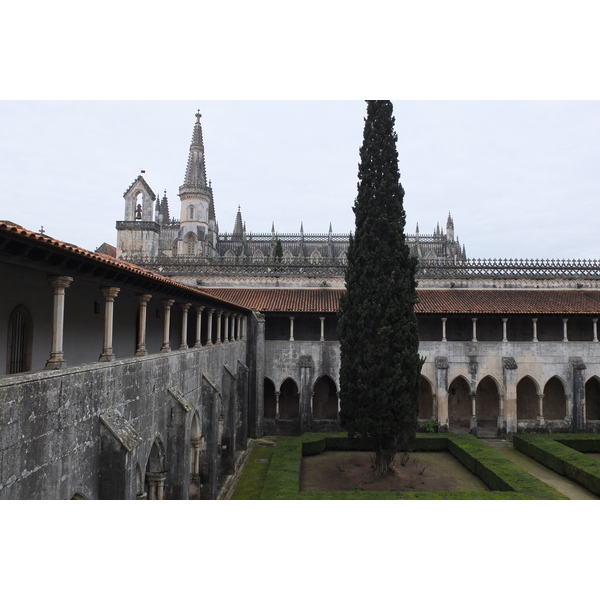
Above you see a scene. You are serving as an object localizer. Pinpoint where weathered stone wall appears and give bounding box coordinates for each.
[0,342,249,499]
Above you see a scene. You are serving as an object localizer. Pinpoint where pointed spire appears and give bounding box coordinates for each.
[415,222,419,236]
[233,206,243,237]
[271,222,275,234]
[182,111,208,189]
[447,211,454,229]
[160,190,170,222]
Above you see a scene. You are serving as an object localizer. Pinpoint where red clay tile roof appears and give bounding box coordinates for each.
[199,288,344,313]
[0,221,246,311]
[200,288,600,315]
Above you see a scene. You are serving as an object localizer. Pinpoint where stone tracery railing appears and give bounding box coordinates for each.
[126,255,600,280]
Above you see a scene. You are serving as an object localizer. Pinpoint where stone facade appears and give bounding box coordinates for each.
[0,222,252,499]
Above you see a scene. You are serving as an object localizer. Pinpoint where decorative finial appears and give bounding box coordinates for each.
[39,225,45,235]
[195,111,202,123]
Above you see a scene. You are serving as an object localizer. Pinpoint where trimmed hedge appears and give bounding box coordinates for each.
[259,433,566,500]
[514,434,600,496]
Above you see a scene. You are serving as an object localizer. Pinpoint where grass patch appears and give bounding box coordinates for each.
[230,441,275,500]
[514,434,600,496]
[256,433,566,500]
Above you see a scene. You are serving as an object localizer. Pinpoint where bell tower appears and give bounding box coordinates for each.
[116,174,160,260]
[176,111,218,257]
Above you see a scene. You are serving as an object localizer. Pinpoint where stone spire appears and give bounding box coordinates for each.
[233,206,244,237]
[182,111,208,189]
[160,190,170,222]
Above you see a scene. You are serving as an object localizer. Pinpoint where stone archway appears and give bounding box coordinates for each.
[476,376,500,431]
[585,377,600,421]
[279,378,300,419]
[418,376,434,420]
[189,412,202,500]
[448,376,471,431]
[145,439,167,500]
[313,376,338,420]
[543,377,566,421]
[517,376,539,421]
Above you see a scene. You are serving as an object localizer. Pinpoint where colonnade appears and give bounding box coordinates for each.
[439,316,599,343]
[43,275,247,370]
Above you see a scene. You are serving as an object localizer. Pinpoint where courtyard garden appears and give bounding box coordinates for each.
[229,433,600,500]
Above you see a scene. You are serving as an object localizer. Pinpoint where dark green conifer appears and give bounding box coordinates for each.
[274,238,283,263]
[337,100,423,477]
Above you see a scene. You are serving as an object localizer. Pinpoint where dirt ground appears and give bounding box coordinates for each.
[300,451,490,493]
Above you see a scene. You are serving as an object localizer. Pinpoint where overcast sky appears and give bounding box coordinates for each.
[1,100,599,260]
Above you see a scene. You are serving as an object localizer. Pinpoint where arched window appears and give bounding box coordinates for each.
[6,306,33,374]
[185,233,198,255]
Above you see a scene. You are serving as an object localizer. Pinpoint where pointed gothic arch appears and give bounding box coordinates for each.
[310,250,322,264]
[253,249,265,261]
[418,375,434,420]
[145,438,167,500]
[517,376,539,420]
[476,375,500,423]
[543,376,566,420]
[585,376,600,421]
[189,412,202,499]
[185,232,198,255]
[264,378,276,419]
[279,378,300,419]
[312,375,338,419]
[6,305,33,374]
[448,375,471,428]
[224,249,235,258]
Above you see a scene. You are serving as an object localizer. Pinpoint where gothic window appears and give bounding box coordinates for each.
[189,206,195,220]
[310,251,322,264]
[253,250,265,261]
[6,306,33,374]
[283,250,293,262]
[185,233,198,255]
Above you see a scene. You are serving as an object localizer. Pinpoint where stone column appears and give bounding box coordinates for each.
[571,358,587,432]
[497,394,505,432]
[435,357,449,432]
[135,294,152,356]
[206,309,214,346]
[45,275,73,370]
[194,306,204,347]
[146,472,167,500]
[179,303,191,350]
[289,316,295,341]
[215,311,223,345]
[275,391,281,418]
[470,392,477,436]
[565,393,574,424]
[231,314,236,342]
[563,318,569,342]
[532,318,538,342]
[161,299,174,353]
[223,313,230,344]
[320,317,325,342]
[593,318,598,343]
[441,318,447,342]
[236,315,242,341]
[99,286,120,362]
[537,393,545,426]
[242,316,247,341]
[502,357,518,438]
[471,318,478,342]
[502,318,508,343]
[191,437,201,476]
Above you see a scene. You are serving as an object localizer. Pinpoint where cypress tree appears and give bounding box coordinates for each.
[337,100,423,477]
[274,238,283,263]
